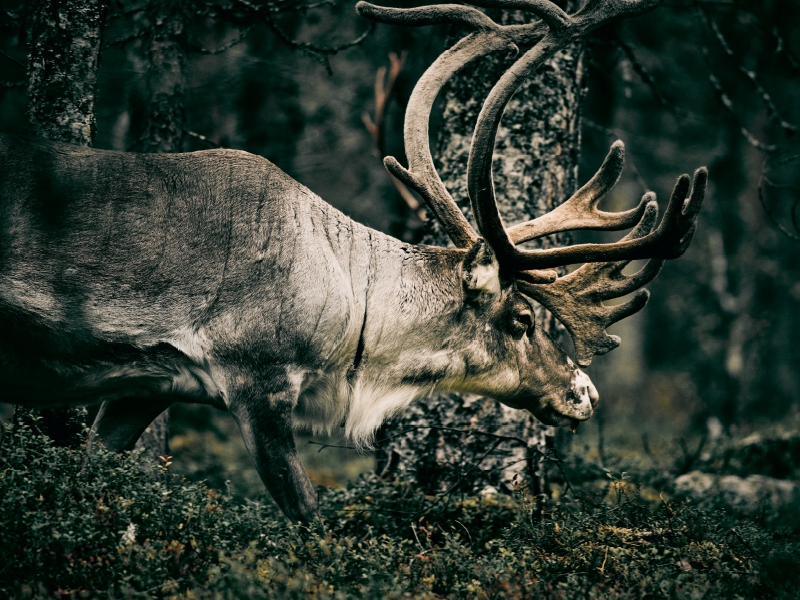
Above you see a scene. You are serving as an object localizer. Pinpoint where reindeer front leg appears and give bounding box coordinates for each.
[227,379,319,523]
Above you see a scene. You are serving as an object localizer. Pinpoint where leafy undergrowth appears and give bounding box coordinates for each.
[2,421,800,599]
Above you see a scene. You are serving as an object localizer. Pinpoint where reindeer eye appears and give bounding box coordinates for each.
[510,310,533,337]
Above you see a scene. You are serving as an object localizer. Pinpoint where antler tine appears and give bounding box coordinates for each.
[519,199,665,366]
[506,141,649,245]
[379,35,496,248]
[357,1,549,247]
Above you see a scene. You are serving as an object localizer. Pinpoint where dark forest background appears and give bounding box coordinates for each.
[0,0,798,490]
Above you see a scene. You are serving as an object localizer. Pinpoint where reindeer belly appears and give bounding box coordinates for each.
[0,307,224,409]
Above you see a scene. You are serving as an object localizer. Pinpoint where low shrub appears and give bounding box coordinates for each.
[2,420,799,599]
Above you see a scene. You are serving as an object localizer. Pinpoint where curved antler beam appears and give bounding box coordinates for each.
[359,0,668,254]
[466,0,572,31]
[359,0,687,271]
[380,33,512,248]
[466,0,665,262]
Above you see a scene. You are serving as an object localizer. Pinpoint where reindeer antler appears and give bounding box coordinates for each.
[358,0,707,361]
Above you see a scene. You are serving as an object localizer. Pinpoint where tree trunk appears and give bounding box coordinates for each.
[27,0,107,146]
[15,0,109,446]
[131,0,190,460]
[141,0,187,154]
[377,4,583,496]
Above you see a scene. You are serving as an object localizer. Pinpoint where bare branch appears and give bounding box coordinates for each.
[701,8,796,136]
[704,66,777,153]
[691,7,779,153]
[265,13,374,74]
[668,0,800,71]
[103,30,147,50]
[758,156,800,242]
[0,48,24,68]
[197,0,373,72]
[186,130,222,148]
[362,52,407,157]
[362,52,427,219]
[189,24,257,54]
[612,34,700,121]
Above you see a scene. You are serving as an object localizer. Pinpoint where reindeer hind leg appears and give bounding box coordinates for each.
[91,397,173,452]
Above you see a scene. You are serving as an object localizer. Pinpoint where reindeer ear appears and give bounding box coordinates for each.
[462,239,500,298]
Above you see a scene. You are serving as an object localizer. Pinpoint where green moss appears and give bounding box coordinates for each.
[2,420,799,599]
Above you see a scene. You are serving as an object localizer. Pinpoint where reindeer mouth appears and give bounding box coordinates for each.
[506,369,597,428]
[531,403,593,429]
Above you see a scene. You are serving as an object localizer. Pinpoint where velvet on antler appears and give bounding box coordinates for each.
[518,201,665,366]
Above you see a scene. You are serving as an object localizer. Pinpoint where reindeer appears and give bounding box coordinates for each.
[0,0,705,522]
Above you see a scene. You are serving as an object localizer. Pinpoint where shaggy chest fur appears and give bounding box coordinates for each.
[293,369,426,449]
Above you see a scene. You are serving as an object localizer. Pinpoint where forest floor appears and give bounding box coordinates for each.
[2,408,800,599]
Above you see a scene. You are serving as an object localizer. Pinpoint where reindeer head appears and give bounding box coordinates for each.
[358,0,706,430]
[425,238,596,430]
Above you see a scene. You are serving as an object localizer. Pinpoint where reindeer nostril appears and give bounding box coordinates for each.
[588,383,599,407]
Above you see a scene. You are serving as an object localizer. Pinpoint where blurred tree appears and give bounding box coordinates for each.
[141,0,187,154]
[27,0,108,145]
